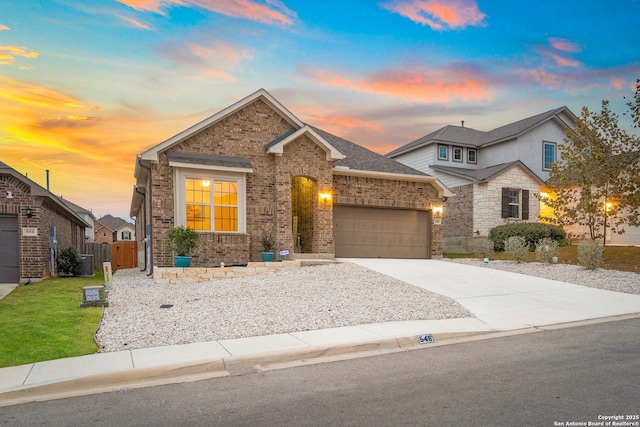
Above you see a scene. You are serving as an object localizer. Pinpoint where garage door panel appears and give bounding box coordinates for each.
[0,216,20,283]
[334,206,430,259]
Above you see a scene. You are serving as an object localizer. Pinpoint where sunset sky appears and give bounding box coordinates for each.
[1,0,639,220]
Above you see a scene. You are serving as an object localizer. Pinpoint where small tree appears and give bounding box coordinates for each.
[504,236,528,263]
[57,246,83,276]
[540,88,640,246]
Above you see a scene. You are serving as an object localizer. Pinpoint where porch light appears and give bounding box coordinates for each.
[319,191,332,204]
[432,206,443,216]
[25,207,33,218]
[605,202,612,211]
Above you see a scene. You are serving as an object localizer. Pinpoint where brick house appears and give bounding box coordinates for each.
[0,161,88,283]
[130,89,451,273]
[94,214,135,243]
[387,107,578,251]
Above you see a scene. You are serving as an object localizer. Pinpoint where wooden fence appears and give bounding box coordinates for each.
[84,241,138,271]
[84,242,111,270]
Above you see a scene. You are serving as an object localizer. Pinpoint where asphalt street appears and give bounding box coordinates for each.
[1,318,639,427]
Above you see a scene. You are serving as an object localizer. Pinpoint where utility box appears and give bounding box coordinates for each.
[79,254,94,277]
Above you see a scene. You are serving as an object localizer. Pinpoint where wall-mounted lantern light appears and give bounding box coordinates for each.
[25,207,33,218]
[432,206,443,217]
[319,191,332,205]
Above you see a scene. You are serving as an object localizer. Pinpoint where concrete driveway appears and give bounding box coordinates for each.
[344,259,640,330]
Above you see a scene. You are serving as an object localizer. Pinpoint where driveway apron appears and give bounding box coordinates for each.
[343,259,640,330]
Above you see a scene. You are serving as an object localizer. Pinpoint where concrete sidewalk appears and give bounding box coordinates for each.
[1,259,639,405]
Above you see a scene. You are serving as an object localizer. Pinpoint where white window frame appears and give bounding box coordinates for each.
[452,146,463,162]
[543,141,556,171]
[467,148,477,164]
[122,230,131,240]
[174,168,247,233]
[437,144,448,160]
[508,189,520,219]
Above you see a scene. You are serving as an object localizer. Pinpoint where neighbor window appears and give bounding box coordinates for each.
[543,142,556,170]
[467,149,477,164]
[438,145,448,160]
[453,146,463,162]
[176,169,246,233]
[122,231,131,240]
[502,188,530,220]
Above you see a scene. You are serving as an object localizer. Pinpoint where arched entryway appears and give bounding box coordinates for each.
[291,176,316,253]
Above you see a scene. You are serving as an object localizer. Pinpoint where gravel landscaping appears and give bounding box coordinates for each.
[95,262,473,352]
[95,259,640,353]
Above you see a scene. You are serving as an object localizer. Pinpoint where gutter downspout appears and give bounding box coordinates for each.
[134,184,147,273]
[137,156,153,276]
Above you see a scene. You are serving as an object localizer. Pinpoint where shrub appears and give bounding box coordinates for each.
[167,226,199,256]
[535,237,559,263]
[473,238,494,259]
[57,246,83,276]
[504,236,528,263]
[578,242,605,270]
[490,223,566,251]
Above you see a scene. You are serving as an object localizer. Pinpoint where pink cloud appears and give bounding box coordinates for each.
[118,15,152,30]
[117,0,296,27]
[535,37,582,68]
[548,37,581,53]
[299,63,494,104]
[157,39,251,81]
[381,0,486,30]
[0,25,9,31]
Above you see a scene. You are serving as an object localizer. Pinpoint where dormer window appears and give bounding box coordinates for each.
[467,149,477,164]
[438,145,448,160]
[453,146,463,162]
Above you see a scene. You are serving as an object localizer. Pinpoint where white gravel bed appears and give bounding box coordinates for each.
[443,258,640,295]
[95,263,473,352]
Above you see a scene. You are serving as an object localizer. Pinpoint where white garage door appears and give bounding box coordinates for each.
[334,206,431,258]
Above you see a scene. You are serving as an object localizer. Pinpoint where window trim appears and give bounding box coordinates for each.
[437,144,448,160]
[174,168,247,233]
[542,141,557,171]
[452,146,463,163]
[467,148,477,164]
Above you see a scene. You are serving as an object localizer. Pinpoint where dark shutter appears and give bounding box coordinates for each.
[522,189,530,220]
[501,187,510,218]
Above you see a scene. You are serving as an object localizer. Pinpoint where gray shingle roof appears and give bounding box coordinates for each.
[430,161,545,184]
[387,107,574,157]
[308,126,429,177]
[97,214,131,231]
[167,152,252,170]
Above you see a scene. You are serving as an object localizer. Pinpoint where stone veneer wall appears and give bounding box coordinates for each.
[332,175,443,258]
[473,167,541,236]
[153,261,301,284]
[443,184,473,238]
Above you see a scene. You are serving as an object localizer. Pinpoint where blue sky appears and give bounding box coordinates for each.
[1,0,639,218]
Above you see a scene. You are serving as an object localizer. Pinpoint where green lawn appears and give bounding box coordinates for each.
[446,245,640,274]
[0,272,105,368]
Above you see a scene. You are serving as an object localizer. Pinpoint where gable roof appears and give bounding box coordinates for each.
[58,197,96,220]
[0,161,90,227]
[430,160,546,185]
[264,125,345,161]
[96,214,132,232]
[387,106,576,157]
[139,88,304,162]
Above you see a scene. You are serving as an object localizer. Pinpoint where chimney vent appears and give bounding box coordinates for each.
[461,120,465,128]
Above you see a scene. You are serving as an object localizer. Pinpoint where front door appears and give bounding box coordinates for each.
[291,176,316,253]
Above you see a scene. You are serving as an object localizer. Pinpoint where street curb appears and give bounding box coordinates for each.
[2,313,638,407]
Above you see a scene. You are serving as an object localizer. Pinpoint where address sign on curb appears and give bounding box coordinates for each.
[418,334,435,344]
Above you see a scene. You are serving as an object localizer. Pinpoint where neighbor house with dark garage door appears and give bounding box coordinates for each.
[130,89,451,273]
[0,161,89,283]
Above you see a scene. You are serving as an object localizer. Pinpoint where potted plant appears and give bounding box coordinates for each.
[167,226,199,267]
[260,231,275,262]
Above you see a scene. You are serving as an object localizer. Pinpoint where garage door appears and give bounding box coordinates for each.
[0,215,19,283]
[334,206,430,258]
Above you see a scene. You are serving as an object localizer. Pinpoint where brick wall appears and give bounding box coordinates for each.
[1,174,86,281]
[443,184,473,238]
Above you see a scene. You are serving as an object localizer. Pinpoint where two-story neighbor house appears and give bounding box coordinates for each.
[130,89,451,273]
[387,107,578,251]
[95,214,135,243]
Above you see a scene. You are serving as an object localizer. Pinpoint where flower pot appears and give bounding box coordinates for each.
[174,256,192,267]
[260,252,274,262]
